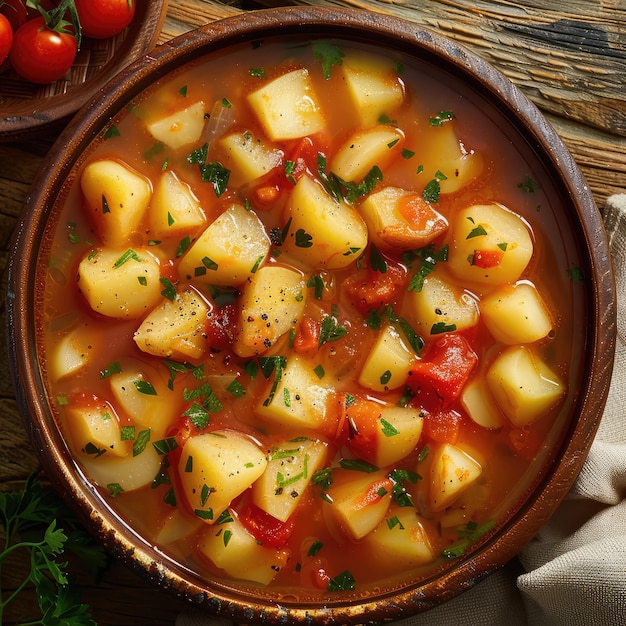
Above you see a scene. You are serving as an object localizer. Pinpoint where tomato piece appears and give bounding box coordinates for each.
[0,14,12,65]
[472,249,504,268]
[408,333,477,405]
[74,0,136,39]
[342,395,382,464]
[421,408,462,444]
[206,303,236,351]
[237,503,295,549]
[10,17,77,84]
[342,261,407,314]
[397,194,437,230]
[293,316,321,353]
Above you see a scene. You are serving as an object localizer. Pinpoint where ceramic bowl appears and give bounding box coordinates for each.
[6,7,616,624]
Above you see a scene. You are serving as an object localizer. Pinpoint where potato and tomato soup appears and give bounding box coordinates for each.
[41,37,576,593]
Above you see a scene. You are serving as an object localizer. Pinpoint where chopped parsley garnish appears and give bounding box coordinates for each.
[103,124,120,140]
[339,458,379,473]
[401,148,415,159]
[107,483,124,498]
[312,41,345,79]
[183,382,223,414]
[379,370,392,385]
[313,364,325,379]
[318,312,347,348]
[113,248,142,268]
[101,194,110,214]
[226,379,246,398]
[84,442,106,457]
[143,141,165,161]
[518,175,539,193]
[389,468,420,507]
[380,418,400,437]
[134,380,157,395]
[132,429,151,457]
[431,321,457,335]
[176,235,192,257]
[567,263,584,284]
[386,515,404,530]
[295,228,313,248]
[164,488,177,507]
[259,356,287,407]
[397,316,423,354]
[441,519,496,559]
[429,110,456,126]
[307,540,324,557]
[159,277,177,301]
[120,426,135,441]
[178,85,188,97]
[422,170,447,203]
[369,244,387,273]
[466,224,488,239]
[100,361,122,379]
[327,569,356,592]
[153,437,178,455]
[194,508,214,521]
[307,274,324,300]
[405,243,449,293]
[249,67,266,78]
[187,142,230,197]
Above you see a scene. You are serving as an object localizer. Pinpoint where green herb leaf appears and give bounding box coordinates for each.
[132,429,151,457]
[312,41,345,79]
[339,458,379,473]
[429,111,456,126]
[327,569,356,592]
[160,277,177,301]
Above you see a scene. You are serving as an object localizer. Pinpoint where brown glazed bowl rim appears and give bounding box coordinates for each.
[6,6,616,624]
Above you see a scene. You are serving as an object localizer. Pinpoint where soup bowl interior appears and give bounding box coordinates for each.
[6,7,616,624]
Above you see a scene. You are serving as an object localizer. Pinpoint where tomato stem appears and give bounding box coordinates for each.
[26,0,82,47]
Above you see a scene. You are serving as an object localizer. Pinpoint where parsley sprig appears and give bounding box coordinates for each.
[0,474,107,625]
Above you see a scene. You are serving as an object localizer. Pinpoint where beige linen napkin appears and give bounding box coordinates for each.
[178,195,626,626]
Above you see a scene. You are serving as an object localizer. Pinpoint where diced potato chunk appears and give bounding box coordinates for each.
[178,430,267,524]
[429,443,482,512]
[486,346,565,426]
[149,170,206,237]
[198,513,289,585]
[341,52,404,128]
[234,265,306,357]
[481,282,553,344]
[248,69,325,141]
[330,126,403,182]
[252,438,328,522]
[359,186,448,250]
[407,274,479,335]
[323,469,393,540]
[358,324,414,392]
[81,445,162,493]
[108,361,180,439]
[78,247,161,319]
[65,402,127,458]
[282,175,368,270]
[178,204,270,287]
[80,159,152,246]
[344,397,423,467]
[447,203,534,288]
[460,379,505,430]
[255,356,336,435]
[154,509,203,546]
[50,322,100,382]
[417,122,483,195]
[365,506,435,569]
[134,288,210,360]
[217,130,283,187]
[146,100,206,150]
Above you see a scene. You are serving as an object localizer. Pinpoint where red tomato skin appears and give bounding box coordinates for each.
[74,0,136,39]
[238,504,295,549]
[10,17,77,84]
[0,14,12,65]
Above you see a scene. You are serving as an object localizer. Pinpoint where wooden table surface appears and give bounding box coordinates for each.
[0,0,624,624]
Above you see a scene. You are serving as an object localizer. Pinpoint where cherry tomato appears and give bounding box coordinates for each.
[74,0,135,39]
[10,17,77,84]
[0,14,12,65]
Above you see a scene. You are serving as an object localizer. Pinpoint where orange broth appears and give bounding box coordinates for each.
[40,37,583,594]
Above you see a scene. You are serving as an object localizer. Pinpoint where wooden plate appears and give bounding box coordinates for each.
[0,0,168,142]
